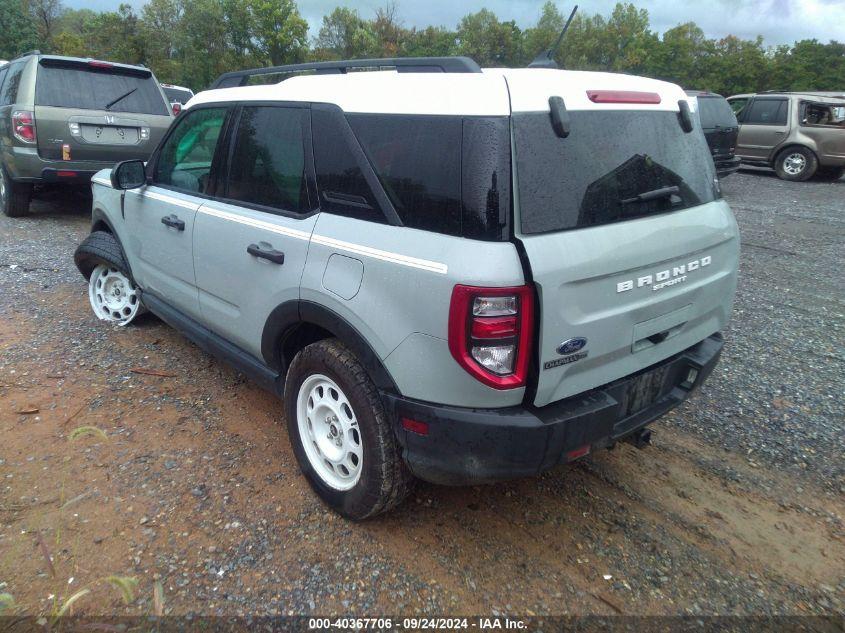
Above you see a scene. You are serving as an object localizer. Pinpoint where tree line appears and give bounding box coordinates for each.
[2,0,844,96]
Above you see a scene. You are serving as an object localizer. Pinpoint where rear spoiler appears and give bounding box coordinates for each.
[39,57,152,79]
[210,56,482,90]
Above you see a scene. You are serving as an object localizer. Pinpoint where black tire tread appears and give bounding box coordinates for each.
[285,339,413,519]
[74,230,131,280]
[1,167,31,217]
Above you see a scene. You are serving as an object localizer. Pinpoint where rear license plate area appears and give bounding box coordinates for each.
[80,125,138,144]
[621,365,669,417]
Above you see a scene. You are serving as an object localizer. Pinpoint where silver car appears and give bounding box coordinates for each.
[74,57,740,519]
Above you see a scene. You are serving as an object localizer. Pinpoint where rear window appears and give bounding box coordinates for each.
[35,63,169,115]
[514,110,718,234]
[697,96,737,129]
[163,86,193,104]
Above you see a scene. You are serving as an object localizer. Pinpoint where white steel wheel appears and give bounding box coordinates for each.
[296,373,363,491]
[87,264,141,326]
[782,152,806,176]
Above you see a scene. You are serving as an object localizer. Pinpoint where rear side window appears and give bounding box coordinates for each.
[312,108,385,224]
[35,62,169,115]
[697,96,737,129]
[743,99,787,125]
[0,61,25,106]
[0,68,8,100]
[514,110,718,234]
[154,107,227,194]
[225,106,308,214]
[349,114,462,236]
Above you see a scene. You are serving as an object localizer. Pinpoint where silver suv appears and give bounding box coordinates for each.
[74,57,740,519]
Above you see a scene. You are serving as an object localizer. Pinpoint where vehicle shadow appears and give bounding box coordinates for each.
[27,186,92,217]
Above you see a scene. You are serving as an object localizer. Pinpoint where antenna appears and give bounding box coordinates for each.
[528,5,578,69]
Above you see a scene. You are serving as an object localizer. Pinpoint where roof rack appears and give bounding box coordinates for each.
[210,56,482,90]
[13,50,41,60]
[760,90,845,98]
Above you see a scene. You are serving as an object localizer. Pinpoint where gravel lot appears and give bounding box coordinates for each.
[0,171,842,619]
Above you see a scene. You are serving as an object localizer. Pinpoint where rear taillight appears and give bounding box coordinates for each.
[172,102,182,116]
[448,285,534,389]
[12,110,36,143]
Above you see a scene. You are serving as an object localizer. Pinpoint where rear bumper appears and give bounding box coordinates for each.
[714,155,741,177]
[3,146,114,183]
[385,333,723,485]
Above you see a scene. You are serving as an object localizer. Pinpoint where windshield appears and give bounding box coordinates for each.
[513,110,718,234]
[697,96,737,129]
[163,87,193,104]
[35,64,169,115]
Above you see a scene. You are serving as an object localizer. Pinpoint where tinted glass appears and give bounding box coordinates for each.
[802,101,845,127]
[462,117,511,241]
[225,106,308,213]
[697,96,737,129]
[312,108,384,223]
[349,114,462,235]
[744,99,787,125]
[35,63,169,115]
[155,107,227,194]
[514,110,718,234]
[728,98,749,116]
[163,87,193,104]
[0,62,25,106]
[0,68,8,100]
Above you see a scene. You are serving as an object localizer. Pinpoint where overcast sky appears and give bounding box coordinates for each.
[65,0,845,46]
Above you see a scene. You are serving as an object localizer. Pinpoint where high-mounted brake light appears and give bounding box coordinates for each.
[448,285,534,389]
[587,90,661,104]
[12,110,36,143]
[88,60,114,69]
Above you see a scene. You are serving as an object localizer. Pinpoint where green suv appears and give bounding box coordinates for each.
[0,51,172,216]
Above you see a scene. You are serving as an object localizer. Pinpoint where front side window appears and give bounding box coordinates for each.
[728,97,749,117]
[514,109,718,234]
[224,106,308,214]
[154,107,227,194]
[349,114,462,235]
[743,99,788,126]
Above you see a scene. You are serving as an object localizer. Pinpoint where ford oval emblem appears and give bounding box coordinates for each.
[557,337,587,356]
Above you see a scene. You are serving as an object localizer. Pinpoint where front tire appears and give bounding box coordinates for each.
[0,166,32,217]
[284,339,412,520]
[75,231,143,326]
[774,147,817,181]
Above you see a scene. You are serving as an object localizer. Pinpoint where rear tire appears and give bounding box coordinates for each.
[814,166,844,181]
[0,166,32,217]
[284,339,413,520]
[774,147,817,181]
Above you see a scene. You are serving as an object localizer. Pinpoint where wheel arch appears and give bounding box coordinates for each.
[262,300,401,396]
[770,143,817,166]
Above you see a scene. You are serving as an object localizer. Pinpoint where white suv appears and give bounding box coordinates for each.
[74,57,739,519]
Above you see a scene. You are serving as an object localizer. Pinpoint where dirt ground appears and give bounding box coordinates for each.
[0,172,843,619]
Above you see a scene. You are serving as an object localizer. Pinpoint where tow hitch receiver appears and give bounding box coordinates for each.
[624,427,652,449]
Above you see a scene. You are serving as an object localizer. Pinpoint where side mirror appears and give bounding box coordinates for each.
[110,159,147,190]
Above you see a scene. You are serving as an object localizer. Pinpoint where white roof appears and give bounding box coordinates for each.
[186,67,690,116]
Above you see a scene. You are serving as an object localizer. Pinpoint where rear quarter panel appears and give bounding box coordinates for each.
[300,212,528,408]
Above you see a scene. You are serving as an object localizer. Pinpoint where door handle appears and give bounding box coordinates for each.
[161,215,185,231]
[247,243,285,265]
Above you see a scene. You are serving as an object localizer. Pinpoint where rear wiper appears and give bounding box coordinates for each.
[105,87,137,111]
[621,186,680,205]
